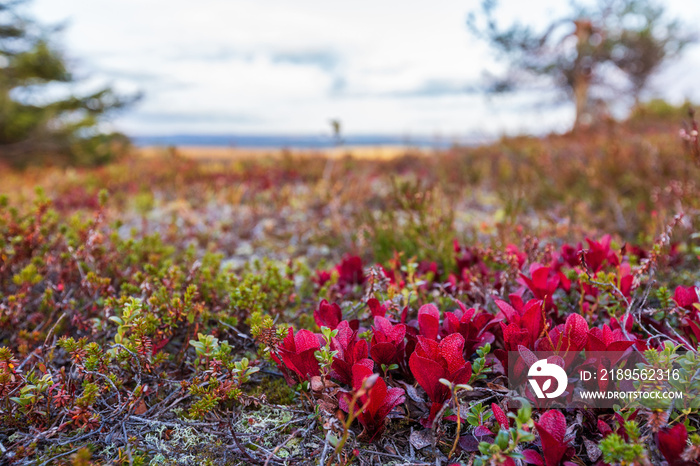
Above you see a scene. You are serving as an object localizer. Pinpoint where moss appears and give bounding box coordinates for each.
[249,376,296,406]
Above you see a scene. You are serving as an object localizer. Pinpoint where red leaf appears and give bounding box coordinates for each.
[564,314,588,350]
[367,298,387,317]
[597,419,612,437]
[520,300,544,347]
[369,342,400,366]
[502,323,530,350]
[657,423,688,466]
[409,352,448,403]
[438,333,466,374]
[491,403,509,429]
[336,255,365,286]
[586,330,606,351]
[418,304,441,340]
[534,410,569,466]
[674,285,699,310]
[495,299,518,322]
[314,299,342,330]
[295,329,321,353]
[523,449,545,466]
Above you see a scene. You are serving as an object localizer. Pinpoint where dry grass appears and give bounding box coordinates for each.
[138,144,432,161]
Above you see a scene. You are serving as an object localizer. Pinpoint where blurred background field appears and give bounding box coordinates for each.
[3,101,699,271]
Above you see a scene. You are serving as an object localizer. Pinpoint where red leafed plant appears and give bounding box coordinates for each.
[370,316,406,369]
[313,255,365,295]
[409,333,472,422]
[336,255,365,286]
[675,285,700,347]
[314,299,343,330]
[417,303,441,340]
[520,263,560,311]
[441,300,498,357]
[494,298,545,372]
[495,298,545,349]
[585,323,635,353]
[529,409,574,466]
[674,285,699,310]
[272,327,321,384]
[367,297,388,317]
[585,235,620,272]
[339,363,405,441]
[331,321,373,385]
[535,313,588,366]
[657,423,690,466]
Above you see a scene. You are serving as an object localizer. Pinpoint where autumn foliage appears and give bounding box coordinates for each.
[2,116,700,464]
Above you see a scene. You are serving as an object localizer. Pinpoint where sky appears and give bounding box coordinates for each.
[28,0,700,139]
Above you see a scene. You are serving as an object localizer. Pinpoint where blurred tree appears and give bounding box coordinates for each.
[0,0,138,166]
[468,0,694,131]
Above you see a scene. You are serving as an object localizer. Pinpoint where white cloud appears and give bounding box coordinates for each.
[28,0,700,137]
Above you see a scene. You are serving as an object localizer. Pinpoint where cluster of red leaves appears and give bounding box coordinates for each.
[527,410,576,466]
[339,364,406,440]
[313,254,366,295]
[283,233,700,463]
[273,298,486,437]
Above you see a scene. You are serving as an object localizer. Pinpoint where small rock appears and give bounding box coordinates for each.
[409,429,433,450]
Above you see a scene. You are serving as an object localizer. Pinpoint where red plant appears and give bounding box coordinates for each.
[367,298,388,318]
[339,363,405,441]
[530,410,574,466]
[506,243,527,268]
[535,313,588,357]
[314,299,342,330]
[560,243,581,268]
[597,418,613,438]
[573,321,635,391]
[272,327,321,384]
[674,286,700,347]
[409,333,472,422]
[313,269,333,288]
[370,316,406,368]
[495,298,545,349]
[674,285,699,310]
[585,324,635,353]
[657,423,691,466]
[417,303,441,340]
[520,263,560,310]
[453,241,490,278]
[313,255,365,294]
[336,255,365,286]
[494,298,545,372]
[331,321,373,385]
[491,402,509,430]
[581,235,620,273]
[441,300,498,357]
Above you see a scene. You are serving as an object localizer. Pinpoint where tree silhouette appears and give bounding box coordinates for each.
[468,0,694,131]
[0,0,139,165]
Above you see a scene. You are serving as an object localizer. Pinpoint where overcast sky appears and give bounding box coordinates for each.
[28,0,700,138]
